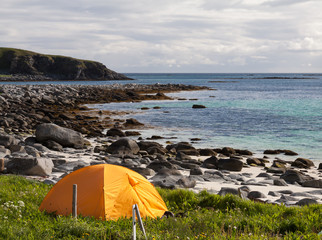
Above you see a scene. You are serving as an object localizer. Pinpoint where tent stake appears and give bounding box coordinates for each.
[132,204,147,240]
[72,184,77,219]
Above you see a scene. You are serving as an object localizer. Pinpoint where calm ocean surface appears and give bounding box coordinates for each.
[3,73,322,162]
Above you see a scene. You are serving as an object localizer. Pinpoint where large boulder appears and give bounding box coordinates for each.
[201,156,218,169]
[35,123,84,149]
[218,158,243,171]
[107,138,140,155]
[291,158,315,169]
[280,169,314,184]
[106,128,126,137]
[6,157,54,176]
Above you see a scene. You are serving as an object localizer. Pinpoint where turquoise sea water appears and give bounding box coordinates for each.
[2,73,322,162]
[99,73,322,162]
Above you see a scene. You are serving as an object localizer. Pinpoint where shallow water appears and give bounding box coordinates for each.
[95,73,322,162]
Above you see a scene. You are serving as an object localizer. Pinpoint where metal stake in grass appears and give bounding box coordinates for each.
[72,184,77,219]
[132,204,147,240]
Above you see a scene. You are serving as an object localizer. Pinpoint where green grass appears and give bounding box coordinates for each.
[0,175,321,239]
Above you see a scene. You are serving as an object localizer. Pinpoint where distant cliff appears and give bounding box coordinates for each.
[0,48,132,81]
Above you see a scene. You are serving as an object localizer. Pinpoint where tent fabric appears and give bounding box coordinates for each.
[39,164,168,220]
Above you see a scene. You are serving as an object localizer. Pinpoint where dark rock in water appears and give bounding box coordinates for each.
[318,163,322,170]
[0,133,19,148]
[235,149,253,156]
[247,191,266,200]
[273,179,288,186]
[123,118,144,128]
[192,104,206,109]
[190,167,203,175]
[218,187,239,196]
[107,138,140,155]
[6,157,53,176]
[146,161,176,172]
[201,156,218,169]
[302,179,322,188]
[221,147,236,157]
[280,169,314,184]
[177,176,196,188]
[283,150,298,156]
[264,149,281,154]
[35,123,84,149]
[166,142,196,153]
[291,158,314,169]
[199,148,217,156]
[106,128,126,137]
[125,131,141,136]
[218,158,243,171]
[296,198,318,206]
[138,141,164,151]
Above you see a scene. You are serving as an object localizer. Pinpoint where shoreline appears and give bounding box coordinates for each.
[0,83,321,206]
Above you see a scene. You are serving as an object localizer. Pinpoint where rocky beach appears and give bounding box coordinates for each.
[0,83,321,207]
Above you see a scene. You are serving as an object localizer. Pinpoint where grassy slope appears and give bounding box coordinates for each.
[0,47,95,71]
[0,175,321,239]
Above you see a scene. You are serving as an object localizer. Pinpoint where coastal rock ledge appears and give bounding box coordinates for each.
[0,48,132,81]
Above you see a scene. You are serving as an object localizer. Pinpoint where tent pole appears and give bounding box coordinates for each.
[72,184,77,219]
[132,205,136,240]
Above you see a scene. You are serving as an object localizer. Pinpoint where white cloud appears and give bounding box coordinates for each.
[0,0,322,72]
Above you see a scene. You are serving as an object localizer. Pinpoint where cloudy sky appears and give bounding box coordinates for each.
[1,0,322,73]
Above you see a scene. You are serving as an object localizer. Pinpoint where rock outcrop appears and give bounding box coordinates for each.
[0,48,132,81]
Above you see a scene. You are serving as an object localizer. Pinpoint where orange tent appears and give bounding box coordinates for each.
[39,164,168,220]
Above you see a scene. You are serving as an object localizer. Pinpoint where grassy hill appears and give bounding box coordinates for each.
[0,48,131,80]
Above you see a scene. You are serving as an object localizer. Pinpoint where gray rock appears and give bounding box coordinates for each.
[176,151,192,161]
[6,157,54,176]
[107,138,140,155]
[35,123,84,149]
[177,176,196,188]
[267,167,286,174]
[147,161,176,172]
[201,156,218,169]
[32,143,50,152]
[302,179,322,188]
[256,172,273,179]
[44,140,63,152]
[291,158,315,169]
[190,167,203,175]
[131,167,155,177]
[106,128,126,137]
[218,187,239,196]
[280,169,314,184]
[54,160,89,172]
[0,134,19,148]
[268,191,281,197]
[247,191,266,200]
[273,179,288,186]
[218,158,243,171]
[24,146,41,157]
[278,190,293,194]
[296,198,318,206]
